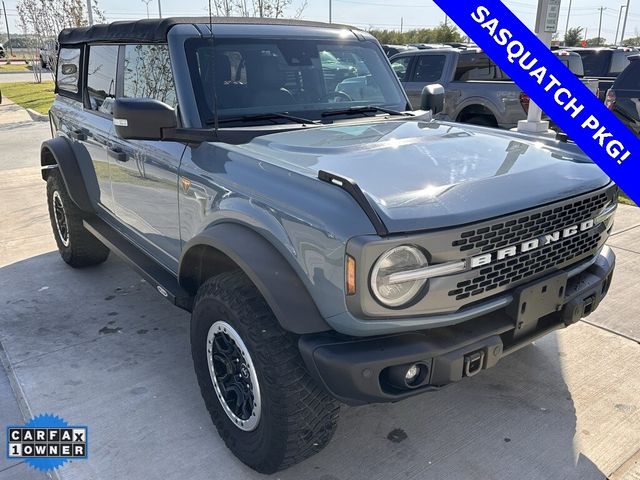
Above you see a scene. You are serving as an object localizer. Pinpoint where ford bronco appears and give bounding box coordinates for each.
[42,17,616,473]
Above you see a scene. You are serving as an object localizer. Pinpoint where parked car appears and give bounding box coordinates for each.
[381,44,416,58]
[0,43,5,58]
[605,60,640,135]
[44,17,616,473]
[319,49,358,91]
[407,43,452,50]
[565,47,636,101]
[390,48,598,128]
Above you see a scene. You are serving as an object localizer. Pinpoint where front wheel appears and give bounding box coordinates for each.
[191,271,339,473]
[46,170,110,267]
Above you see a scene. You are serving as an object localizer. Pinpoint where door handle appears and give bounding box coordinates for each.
[69,129,87,141]
[107,147,127,162]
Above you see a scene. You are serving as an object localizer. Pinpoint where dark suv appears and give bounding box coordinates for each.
[605,59,640,136]
[566,47,636,100]
[42,17,617,473]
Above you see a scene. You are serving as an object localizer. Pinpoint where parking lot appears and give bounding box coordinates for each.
[0,92,639,480]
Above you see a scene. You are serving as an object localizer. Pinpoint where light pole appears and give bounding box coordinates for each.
[615,5,627,45]
[329,0,332,23]
[157,0,162,18]
[597,7,604,46]
[86,0,94,25]
[142,0,151,18]
[620,0,631,45]
[1,1,13,56]
[564,0,572,38]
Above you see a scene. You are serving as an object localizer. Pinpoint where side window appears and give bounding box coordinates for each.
[56,47,81,95]
[454,54,507,81]
[123,44,177,107]
[610,52,631,76]
[86,45,118,115]
[391,57,411,82]
[411,55,446,83]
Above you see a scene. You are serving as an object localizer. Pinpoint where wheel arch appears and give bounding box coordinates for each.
[179,223,332,335]
[456,103,499,125]
[41,137,96,213]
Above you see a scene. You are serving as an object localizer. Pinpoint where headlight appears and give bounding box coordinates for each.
[370,245,428,307]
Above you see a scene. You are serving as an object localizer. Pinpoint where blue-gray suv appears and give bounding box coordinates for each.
[42,17,617,473]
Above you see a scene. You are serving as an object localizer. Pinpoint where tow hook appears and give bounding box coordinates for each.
[463,350,485,378]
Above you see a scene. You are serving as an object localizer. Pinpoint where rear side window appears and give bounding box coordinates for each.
[86,45,118,115]
[56,47,81,95]
[610,52,631,76]
[411,55,446,83]
[614,62,640,89]
[454,53,509,81]
[123,44,177,107]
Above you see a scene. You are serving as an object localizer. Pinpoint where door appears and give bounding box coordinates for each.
[79,45,118,211]
[402,54,448,109]
[109,44,185,269]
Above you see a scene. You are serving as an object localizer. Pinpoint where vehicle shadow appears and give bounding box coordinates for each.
[0,252,605,480]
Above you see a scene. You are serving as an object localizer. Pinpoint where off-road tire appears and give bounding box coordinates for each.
[46,170,110,267]
[191,271,339,473]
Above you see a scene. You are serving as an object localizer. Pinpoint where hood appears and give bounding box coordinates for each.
[237,119,611,234]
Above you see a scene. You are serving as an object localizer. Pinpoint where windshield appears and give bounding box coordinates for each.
[185,37,407,125]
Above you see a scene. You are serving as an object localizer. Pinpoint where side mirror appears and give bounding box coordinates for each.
[112,98,177,140]
[420,84,445,115]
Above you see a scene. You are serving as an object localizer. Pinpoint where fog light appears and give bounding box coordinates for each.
[385,362,429,390]
[405,364,420,382]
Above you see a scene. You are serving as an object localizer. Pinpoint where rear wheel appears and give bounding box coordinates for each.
[191,271,339,473]
[46,170,110,267]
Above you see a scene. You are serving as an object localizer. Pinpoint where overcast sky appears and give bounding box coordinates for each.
[1,0,639,43]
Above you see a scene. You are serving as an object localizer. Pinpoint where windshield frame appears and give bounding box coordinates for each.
[184,36,409,127]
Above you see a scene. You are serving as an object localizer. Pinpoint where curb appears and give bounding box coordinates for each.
[0,340,62,480]
[26,108,49,122]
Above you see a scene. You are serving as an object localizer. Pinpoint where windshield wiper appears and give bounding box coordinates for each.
[321,105,412,118]
[216,112,317,125]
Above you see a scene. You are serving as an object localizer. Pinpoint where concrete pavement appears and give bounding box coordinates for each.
[1,103,639,480]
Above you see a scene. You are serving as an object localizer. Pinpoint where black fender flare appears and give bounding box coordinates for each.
[179,223,332,335]
[41,137,96,213]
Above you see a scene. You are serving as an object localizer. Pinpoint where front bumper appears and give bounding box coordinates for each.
[299,246,615,405]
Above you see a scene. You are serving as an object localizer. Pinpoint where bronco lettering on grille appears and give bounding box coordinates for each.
[469,219,595,269]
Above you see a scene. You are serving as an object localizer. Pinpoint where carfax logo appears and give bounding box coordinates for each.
[6,414,88,472]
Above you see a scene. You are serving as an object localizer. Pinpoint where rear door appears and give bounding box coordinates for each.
[109,44,186,270]
[401,53,448,108]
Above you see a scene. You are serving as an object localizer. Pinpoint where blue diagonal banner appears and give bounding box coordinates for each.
[435,0,638,204]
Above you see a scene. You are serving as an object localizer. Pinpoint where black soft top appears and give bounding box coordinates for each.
[58,17,355,45]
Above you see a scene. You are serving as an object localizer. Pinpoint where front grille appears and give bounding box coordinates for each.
[451,191,609,253]
[447,190,611,301]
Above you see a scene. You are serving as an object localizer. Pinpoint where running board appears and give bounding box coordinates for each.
[83,217,193,311]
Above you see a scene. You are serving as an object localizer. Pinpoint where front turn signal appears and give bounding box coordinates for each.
[346,255,357,296]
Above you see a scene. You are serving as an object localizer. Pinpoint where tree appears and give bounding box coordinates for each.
[16,0,106,82]
[368,24,463,45]
[585,37,606,46]
[564,27,584,47]
[211,0,307,18]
